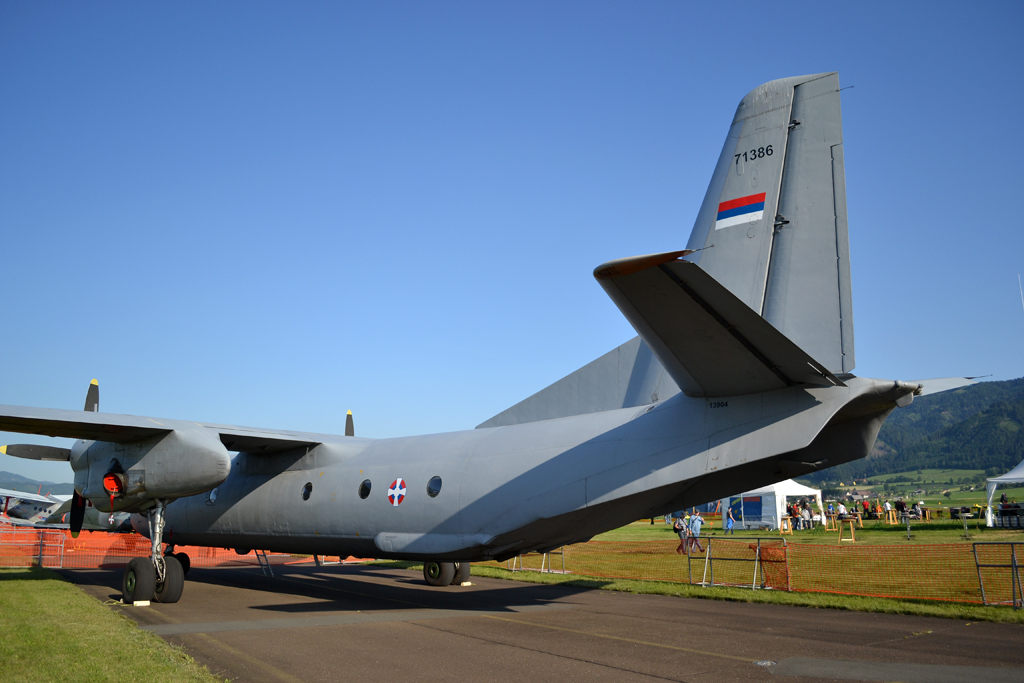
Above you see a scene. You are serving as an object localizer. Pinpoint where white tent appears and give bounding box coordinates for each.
[720,479,824,530]
[985,459,1024,526]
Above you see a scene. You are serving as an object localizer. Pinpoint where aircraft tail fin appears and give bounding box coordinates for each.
[595,252,843,398]
[685,72,854,374]
[478,73,855,426]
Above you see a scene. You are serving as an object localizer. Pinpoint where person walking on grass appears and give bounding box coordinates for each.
[673,514,689,554]
[726,508,736,535]
[688,511,705,553]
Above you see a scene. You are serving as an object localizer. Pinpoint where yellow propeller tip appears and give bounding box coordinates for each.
[90,379,98,385]
[0,445,6,455]
[347,410,352,415]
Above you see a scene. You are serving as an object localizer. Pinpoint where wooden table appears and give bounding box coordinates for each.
[838,518,857,543]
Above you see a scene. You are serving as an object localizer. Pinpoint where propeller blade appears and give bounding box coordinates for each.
[345,410,354,437]
[84,379,99,412]
[70,491,86,538]
[0,444,71,461]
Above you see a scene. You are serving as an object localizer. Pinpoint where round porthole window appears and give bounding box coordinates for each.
[426,476,442,498]
[301,482,312,501]
[358,479,371,499]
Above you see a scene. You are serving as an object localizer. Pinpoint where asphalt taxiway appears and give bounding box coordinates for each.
[60,564,1024,683]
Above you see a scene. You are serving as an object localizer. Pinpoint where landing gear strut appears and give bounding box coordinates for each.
[121,500,185,604]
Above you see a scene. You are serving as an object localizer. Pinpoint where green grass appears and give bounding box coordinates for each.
[371,560,1024,624]
[0,567,219,683]
[595,519,1024,545]
[827,467,1024,511]
[865,468,986,484]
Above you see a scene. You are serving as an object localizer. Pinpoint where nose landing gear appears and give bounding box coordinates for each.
[121,500,185,604]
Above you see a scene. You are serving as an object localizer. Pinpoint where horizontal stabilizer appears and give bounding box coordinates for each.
[595,251,844,398]
[907,376,979,397]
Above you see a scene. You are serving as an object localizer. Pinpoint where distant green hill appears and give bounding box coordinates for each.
[806,378,1024,484]
[0,471,75,496]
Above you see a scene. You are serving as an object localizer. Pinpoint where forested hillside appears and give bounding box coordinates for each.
[0,471,74,495]
[806,378,1024,484]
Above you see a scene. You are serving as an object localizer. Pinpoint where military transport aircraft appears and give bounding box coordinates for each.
[0,73,971,604]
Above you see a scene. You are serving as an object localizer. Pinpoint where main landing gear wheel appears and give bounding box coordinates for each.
[423,561,455,586]
[122,557,156,603]
[155,555,184,603]
[453,561,471,585]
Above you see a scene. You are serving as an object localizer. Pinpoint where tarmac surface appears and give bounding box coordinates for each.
[60,563,1024,683]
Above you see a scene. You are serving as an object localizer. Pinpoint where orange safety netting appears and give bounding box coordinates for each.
[484,538,1023,606]
[4,524,1020,606]
[482,539,790,589]
[0,526,360,569]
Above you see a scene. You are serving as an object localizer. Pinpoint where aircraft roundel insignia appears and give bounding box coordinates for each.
[387,478,406,506]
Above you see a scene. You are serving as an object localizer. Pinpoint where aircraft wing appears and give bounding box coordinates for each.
[203,424,327,453]
[0,405,335,454]
[0,405,171,443]
[0,486,54,504]
[595,251,845,398]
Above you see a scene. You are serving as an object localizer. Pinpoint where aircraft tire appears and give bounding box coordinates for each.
[452,561,470,585]
[175,552,191,575]
[122,557,156,603]
[155,555,185,603]
[423,561,455,587]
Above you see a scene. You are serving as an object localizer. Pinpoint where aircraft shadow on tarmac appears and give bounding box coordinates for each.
[67,565,600,614]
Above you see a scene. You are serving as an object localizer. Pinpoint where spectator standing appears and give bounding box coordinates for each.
[800,506,811,529]
[726,509,736,535]
[689,511,705,553]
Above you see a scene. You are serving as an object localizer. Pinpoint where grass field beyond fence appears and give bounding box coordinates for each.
[481,522,1024,607]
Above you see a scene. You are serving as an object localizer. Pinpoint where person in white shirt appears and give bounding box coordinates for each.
[837,502,848,519]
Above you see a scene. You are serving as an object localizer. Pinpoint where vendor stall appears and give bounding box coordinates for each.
[720,479,824,531]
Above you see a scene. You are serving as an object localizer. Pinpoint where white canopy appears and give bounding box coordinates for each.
[986,459,1024,526]
[721,479,824,530]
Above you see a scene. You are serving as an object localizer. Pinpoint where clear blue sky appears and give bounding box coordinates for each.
[3,2,1023,483]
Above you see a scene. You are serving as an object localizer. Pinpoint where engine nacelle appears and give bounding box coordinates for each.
[70,424,230,512]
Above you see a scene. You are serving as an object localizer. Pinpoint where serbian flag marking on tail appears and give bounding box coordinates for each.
[714,192,766,230]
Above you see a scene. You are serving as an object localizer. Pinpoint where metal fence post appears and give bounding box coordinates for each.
[752,539,760,590]
[783,538,791,592]
[1013,544,1021,610]
[973,543,987,605]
